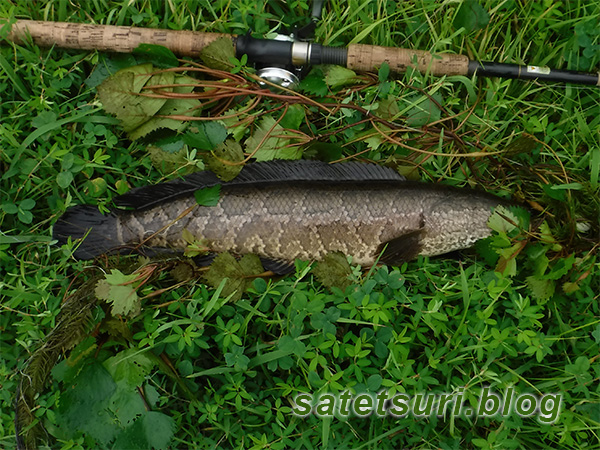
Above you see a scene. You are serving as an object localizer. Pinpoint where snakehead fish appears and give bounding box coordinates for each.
[53,160,507,272]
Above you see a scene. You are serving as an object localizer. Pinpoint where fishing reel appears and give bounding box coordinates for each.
[236,0,337,89]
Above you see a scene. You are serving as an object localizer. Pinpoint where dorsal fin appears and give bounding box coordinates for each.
[114,160,405,210]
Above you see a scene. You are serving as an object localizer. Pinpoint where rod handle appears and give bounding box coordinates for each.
[346,43,470,76]
[7,20,233,57]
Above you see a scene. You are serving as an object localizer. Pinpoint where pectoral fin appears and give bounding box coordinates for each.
[375,228,424,265]
[259,257,296,275]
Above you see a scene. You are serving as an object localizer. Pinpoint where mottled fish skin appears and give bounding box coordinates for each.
[114,182,501,266]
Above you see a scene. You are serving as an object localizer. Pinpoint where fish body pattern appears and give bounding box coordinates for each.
[53,161,507,271]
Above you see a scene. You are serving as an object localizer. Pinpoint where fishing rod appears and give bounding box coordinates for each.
[5,19,599,87]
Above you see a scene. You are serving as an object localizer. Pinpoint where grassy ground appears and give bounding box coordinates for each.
[1,1,599,449]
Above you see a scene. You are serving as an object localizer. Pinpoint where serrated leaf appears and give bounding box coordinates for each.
[97,64,174,132]
[95,269,141,317]
[104,348,155,388]
[545,254,575,280]
[302,142,343,162]
[112,411,175,450]
[85,53,138,88]
[299,69,328,96]
[378,62,390,82]
[405,93,443,127]
[57,361,118,445]
[128,75,202,139]
[203,252,265,301]
[324,65,358,88]
[204,140,245,181]
[312,252,353,290]
[453,0,490,33]
[526,276,555,302]
[184,121,228,151]
[147,144,188,173]
[155,135,186,153]
[194,184,221,206]
[200,37,235,71]
[133,43,179,68]
[488,205,519,234]
[375,98,399,120]
[562,281,579,294]
[102,349,156,426]
[280,104,306,130]
[246,116,302,162]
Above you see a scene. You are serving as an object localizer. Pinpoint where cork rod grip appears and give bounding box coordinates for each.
[7,20,233,57]
[347,44,470,76]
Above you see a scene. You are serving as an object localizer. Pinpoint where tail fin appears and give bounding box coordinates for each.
[53,205,121,259]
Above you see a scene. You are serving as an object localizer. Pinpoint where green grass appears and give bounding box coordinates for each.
[1,1,599,449]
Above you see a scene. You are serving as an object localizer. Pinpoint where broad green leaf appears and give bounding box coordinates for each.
[155,135,186,154]
[51,337,97,384]
[324,65,358,89]
[378,62,390,82]
[405,92,443,127]
[299,69,328,96]
[312,252,353,290]
[97,64,174,132]
[194,184,221,206]
[487,205,519,234]
[31,110,57,129]
[367,374,383,391]
[95,269,141,317]
[17,210,33,224]
[203,252,265,301]
[453,0,490,33]
[280,104,306,130]
[128,75,202,139]
[200,37,235,71]
[57,361,118,445]
[278,335,306,357]
[133,43,179,68]
[204,140,245,181]
[85,53,138,88]
[526,276,555,303]
[104,349,156,426]
[246,116,302,162]
[184,121,228,151]
[147,144,189,174]
[104,348,155,388]
[302,142,343,162]
[112,411,175,450]
[375,98,399,120]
